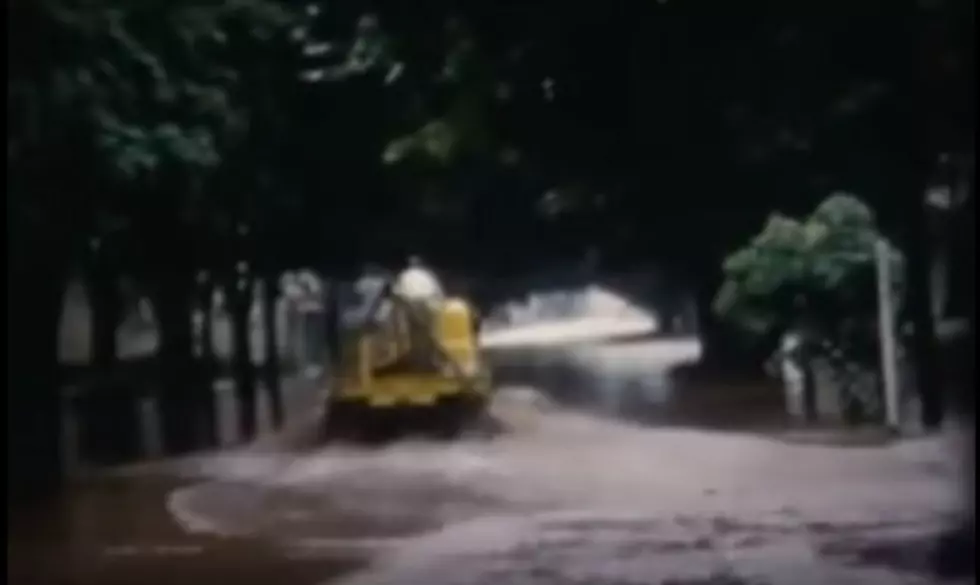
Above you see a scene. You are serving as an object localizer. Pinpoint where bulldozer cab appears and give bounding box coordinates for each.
[331,276,394,359]
[337,275,391,331]
[330,271,485,384]
[332,274,438,371]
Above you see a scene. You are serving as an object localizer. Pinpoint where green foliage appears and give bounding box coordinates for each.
[713,194,904,358]
[298,12,402,84]
[381,22,498,168]
[8,1,968,279]
[62,0,293,179]
[7,0,297,236]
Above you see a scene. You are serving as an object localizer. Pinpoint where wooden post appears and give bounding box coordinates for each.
[876,238,901,432]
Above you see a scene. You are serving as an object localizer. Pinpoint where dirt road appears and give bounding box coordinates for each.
[149,387,966,585]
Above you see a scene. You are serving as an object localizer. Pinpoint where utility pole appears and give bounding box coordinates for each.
[876,238,902,432]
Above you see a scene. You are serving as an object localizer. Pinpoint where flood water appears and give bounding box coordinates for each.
[6,476,365,585]
[5,337,815,585]
[492,337,787,430]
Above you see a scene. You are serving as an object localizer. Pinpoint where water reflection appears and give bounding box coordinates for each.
[6,477,363,585]
[490,338,694,415]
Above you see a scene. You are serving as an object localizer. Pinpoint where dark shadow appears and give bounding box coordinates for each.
[319,396,502,446]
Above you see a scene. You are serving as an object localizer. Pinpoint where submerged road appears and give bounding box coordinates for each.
[7,336,969,585]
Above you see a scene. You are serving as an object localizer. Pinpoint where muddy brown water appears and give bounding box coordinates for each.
[6,338,794,585]
[6,475,367,585]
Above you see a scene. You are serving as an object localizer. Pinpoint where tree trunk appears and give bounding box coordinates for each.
[903,184,945,430]
[961,187,975,531]
[229,273,258,441]
[891,21,950,429]
[800,342,818,424]
[197,273,215,364]
[939,157,975,575]
[89,270,120,371]
[195,273,218,447]
[7,259,68,502]
[84,266,145,463]
[958,158,975,421]
[153,273,201,454]
[261,273,283,429]
[694,282,727,364]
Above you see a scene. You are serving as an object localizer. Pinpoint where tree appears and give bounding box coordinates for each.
[7,0,115,494]
[714,194,904,422]
[6,0,296,471]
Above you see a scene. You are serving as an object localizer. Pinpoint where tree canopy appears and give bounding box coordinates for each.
[713,194,904,362]
[9,1,973,274]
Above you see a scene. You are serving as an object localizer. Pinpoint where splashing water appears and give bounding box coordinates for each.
[481,285,659,349]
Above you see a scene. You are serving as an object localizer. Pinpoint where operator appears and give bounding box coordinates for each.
[392,256,445,369]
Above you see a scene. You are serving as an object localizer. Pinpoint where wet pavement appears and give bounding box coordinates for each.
[7,337,970,585]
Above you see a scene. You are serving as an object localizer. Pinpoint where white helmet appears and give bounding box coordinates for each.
[394,257,444,302]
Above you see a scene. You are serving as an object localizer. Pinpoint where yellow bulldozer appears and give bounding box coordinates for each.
[322,264,492,440]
